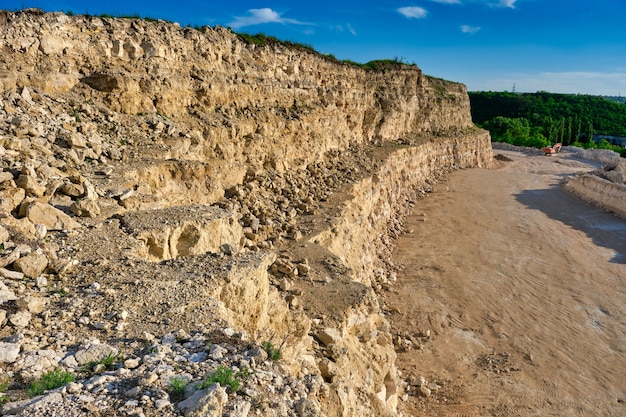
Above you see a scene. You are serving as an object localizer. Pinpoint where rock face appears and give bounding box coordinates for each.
[0,9,493,417]
[562,174,626,219]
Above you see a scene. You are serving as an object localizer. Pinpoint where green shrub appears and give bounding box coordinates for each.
[79,351,124,375]
[198,366,240,392]
[168,377,187,400]
[0,377,8,392]
[261,341,281,361]
[28,369,75,397]
[0,376,9,405]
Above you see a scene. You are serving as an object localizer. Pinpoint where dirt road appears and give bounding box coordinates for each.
[388,150,626,416]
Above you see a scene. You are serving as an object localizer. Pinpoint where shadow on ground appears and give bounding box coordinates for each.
[515,185,626,264]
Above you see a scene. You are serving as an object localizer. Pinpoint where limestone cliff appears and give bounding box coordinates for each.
[0,9,492,417]
[0,10,475,199]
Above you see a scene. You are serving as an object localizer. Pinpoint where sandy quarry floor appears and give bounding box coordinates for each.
[388,149,626,416]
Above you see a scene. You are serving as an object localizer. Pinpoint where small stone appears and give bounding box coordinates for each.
[0,282,17,303]
[154,399,171,410]
[140,372,158,385]
[66,382,83,394]
[70,198,101,218]
[296,262,310,276]
[0,225,10,244]
[0,187,26,213]
[0,247,23,269]
[419,385,431,397]
[9,310,32,328]
[278,278,291,291]
[188,352,208,363]
[0,342,20,363]
[13,252,49,278]
[0,171,14,183]
[125,386,141,398]
[16,295,47,313]
[34,224,47,239]
[124,358,140,369]
[219,243,236,255]
[277,263,294,275]
[35,276,48,289]
[16,174,45,197]
[74,343,118,365]
[317,328,341,346]
[59,182,85,198]
[177,385,228,417]
[222,327,236,337]
[26,201,81,230]
[209,344,228,360]
[93,321,109,330]
[295,398,321,417]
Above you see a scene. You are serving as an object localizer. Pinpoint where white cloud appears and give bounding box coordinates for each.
[498,0,517,8]
[331,24,357,36]
[228,8,307,29]
[397,6,428,19]
[461,25,481,34]
[429,0,461,4]
[461,0,517,8]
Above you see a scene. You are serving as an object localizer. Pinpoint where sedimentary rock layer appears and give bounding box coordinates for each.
[562,174,626,219]
[0,9,493,417]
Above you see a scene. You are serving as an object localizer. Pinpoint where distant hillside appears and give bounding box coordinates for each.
[603,95,626,105]
[469,91,626,139]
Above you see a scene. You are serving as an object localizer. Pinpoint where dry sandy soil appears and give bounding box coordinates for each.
[387,149,626,416]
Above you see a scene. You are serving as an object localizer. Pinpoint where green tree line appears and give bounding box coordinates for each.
[469,91,626,157]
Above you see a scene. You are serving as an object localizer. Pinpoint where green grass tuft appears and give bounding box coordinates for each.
[168,377,187,400]
[28,369,75,397]
[198,366,240,392]
[261,341,282,361]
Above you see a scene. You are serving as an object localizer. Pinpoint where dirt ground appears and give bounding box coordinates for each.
[388,150,626,416]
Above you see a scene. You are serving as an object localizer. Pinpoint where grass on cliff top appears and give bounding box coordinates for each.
[235,32,418,71]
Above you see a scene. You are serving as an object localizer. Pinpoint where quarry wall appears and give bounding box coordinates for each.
[562,174,626,219]
[0,10,493,417]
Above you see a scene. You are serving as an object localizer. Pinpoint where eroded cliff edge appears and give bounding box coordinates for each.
[0,10,492,417]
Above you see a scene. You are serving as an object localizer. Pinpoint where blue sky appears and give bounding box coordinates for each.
[4,0,626,96]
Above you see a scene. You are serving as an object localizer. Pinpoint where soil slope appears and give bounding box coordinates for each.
[387,149,626,416]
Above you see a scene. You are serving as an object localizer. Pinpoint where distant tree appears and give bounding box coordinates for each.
[469,91,626,157]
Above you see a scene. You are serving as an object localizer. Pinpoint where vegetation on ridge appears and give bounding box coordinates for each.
[235,32,418,70]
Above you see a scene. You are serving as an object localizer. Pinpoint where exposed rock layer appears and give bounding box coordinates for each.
[0,10,493,417]
[562,174,626,219]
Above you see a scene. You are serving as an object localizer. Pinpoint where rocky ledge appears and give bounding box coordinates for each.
[0,9,492,417]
